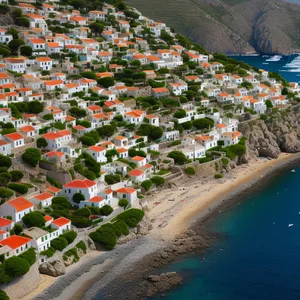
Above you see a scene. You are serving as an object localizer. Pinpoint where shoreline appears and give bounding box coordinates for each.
[31,153,300,300]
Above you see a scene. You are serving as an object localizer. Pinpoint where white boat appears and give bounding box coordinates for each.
[288,224,294,227]
[266,55,282,62]
[262,62,269,65]
[291,169,296,173]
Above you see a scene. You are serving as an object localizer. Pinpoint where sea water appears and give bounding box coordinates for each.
[152,165,300,300]
[230,54,300,83]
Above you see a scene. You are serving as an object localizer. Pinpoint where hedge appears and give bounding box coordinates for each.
[40,247,55,258]
[100,205,113,216]
[7,183,28,194]
[0,265,10,284]
[22,212,45,228]
[3,256,30,279]
[89,226,116,250]
[9,170,24,182]
[70,216,91,228]
[19,248,36,266]
[0,187,13,199]
[0,290,9,300]
[74,207,91,218]
[62,231,77,244]
[114,209,144,228]
[46,176,62,188]
[151,176,165,186]
[51,236,68,251]
[76,241,87,254]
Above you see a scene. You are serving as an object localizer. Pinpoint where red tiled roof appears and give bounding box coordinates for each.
[0,217,13,228]
[128,169,144,176]
[33,192,53,201]
[115,187,136,194]
[4,132,24,141]
[88,145,106,152]
[44,215,53,222]
[0,235,31,249]
[64,179,96,189]
[88,196,104,203]
[6,197,33,212]
[52,217,70,227]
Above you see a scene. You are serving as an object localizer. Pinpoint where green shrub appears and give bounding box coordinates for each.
[89,226,116,250]
[118,199,129,209]
[62,231,77,244]
[114,208,144,228]
[7,183,28,194]
[89,206,100,215]
[19,248,36,266]
[72,192,85,204]
[0,172,11,187]
[0,265,11,284]
[221,157,229,166]
[76,240,87,254]
[51,196,72,210]
[21,148,41,167]
[46,176,62,188]
[184,167,195,175]
[151,176,165,186]
[113,219,129,236]
[0,290,9,300]
[13,223,23,235]
[0,187,13,199]
[141,180,153,192]
[3,256,30,278]
[51,237,68,251]
[0,154,12,168]
[40,247,55,258]
[74,207,91,218]
[9,170,24,182]
[70,216,91,228]
[215,173,223,179]
[22,212,45,228]
[100,205,113,216]
[63,248,79,263]
[0,166,8,173]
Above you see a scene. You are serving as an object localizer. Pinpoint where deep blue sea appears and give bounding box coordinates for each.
[152,165,300,300]
[230,54,300,83]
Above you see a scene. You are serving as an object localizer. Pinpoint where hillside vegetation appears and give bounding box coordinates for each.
[126,0,300,54]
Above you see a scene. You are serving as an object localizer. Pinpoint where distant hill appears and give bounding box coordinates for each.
[126,0,300,54]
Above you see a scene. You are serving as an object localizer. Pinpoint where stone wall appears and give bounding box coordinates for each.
[39,160,57,171]
[194,159,221,179]
[1,262,40,299]
[47,170,72,185]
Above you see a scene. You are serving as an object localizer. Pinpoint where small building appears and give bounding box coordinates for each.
[50,217,71,234]
[30,192,53,208]
[0,235,31,258]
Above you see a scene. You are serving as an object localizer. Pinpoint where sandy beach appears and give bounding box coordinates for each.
[31,153,300,300]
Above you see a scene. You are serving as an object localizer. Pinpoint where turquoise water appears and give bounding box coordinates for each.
[152,165,300,300]
[230,54,300,83]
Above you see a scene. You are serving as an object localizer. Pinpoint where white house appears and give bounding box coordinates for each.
[62,179,98,202]
[50,217,71,235]
[35,57,53,71]
[0,235,32,258]
[42,129,72,150]
[30,192,53,208]
[114,188,137,205]
[0,28,13,44]
[3,132,24,149]
[86,145,107,163]
[0,139,11,156]
[0,197,34,222]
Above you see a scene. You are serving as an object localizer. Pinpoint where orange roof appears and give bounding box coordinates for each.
[20,125,35,133]
[70,16,86,22]
[64,179,96,189]
[46,185,61,194]
[147,55,160,61]
[52,217,70,227]
[0,235,31,250]
[125,109,144,118]
[4,132,24,141]
[152,87,169,93]
[88,196,104,203]
[44,215,53,222]
[128,169,144,177]
[46,151,64,158]
[36,57,52,62]
[115,187,136,194]
[0,139,8,146]
[117,147,127,153]
[73,125,86,131]
[42,129,71,140]
[0,217,13,228]
[88,105,102,111]
[131,156,145,162]
[29,38,45,44]
[6,197,33,212]
[65,83,79,89]
[216,123,226,129]
[88,145,106,152]
[33,192,53,201]
[47,42,60,48]
[44,80,63,86]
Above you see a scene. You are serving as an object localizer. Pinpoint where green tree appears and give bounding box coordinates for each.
[141,179,153,192]
[0,290,9,300]
[173,109,187,119]
[9,170,24,182]
[151,176,165,186]
[74,207,91,218]
[8,39,25,52]
[3,256,30,278]
[22,211,46,228]
[36,137,48,148]
[0,173,11,187]
[265,99,273,108]
[167,150,188,165]
[72,192,85,204]
[21,148,41,167]
[20,45,32,56]
[96,125,116,138]
[28,100,44,114]
[0,187,13,199]
[97,77,114,88]
[13,223,23,235]
[118,199,129,209]
[100,205,113,216]
[0,154,12,168]
[193,118,214,130]
[137,124,163,140]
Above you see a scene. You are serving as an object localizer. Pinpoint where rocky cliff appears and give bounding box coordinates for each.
[126,0,300,54]
[239,106,300,159]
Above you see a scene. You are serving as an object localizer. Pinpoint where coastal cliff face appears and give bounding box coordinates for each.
[126,0,300,54]
[239,107,300,159]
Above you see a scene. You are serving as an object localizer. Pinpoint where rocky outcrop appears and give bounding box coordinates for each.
[39,260,66,277]
[145,272,183,297]
[118,216,153,245]
[239,107,300,159]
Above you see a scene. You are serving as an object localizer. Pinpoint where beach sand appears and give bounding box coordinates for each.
[32,153,300,300]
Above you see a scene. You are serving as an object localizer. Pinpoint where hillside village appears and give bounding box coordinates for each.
[0,0,298,292]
